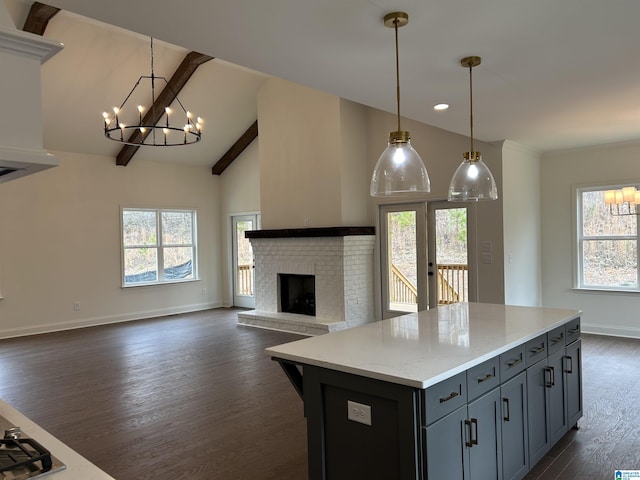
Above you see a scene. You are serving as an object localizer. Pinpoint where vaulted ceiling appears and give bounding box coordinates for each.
[6,0,640,168]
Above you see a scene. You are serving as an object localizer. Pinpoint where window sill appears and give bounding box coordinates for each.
[121,278,199,289]
[572,286,640,295]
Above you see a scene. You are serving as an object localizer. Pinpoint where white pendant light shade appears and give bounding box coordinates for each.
[448,152,497,201]
[371,132,430,196]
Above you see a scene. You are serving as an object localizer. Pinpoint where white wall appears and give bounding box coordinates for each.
[257,78,344,229]
[0,151,222,338]
[219,139,261,306]
[541,140,640,337]
[502,141,542,306]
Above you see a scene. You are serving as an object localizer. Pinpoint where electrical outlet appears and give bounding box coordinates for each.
[73,302,80,311]
[347,400,372,426]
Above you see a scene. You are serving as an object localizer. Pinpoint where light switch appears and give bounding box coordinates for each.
[481,253,493,264]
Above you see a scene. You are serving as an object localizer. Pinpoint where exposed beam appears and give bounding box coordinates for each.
[211,120,259,175]
[116,51,214,166]
[23,1,60,35]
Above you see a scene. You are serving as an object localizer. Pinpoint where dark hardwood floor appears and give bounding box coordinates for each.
[0,308,308,480]
[0,310,638,479]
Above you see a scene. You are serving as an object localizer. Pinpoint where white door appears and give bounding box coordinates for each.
[232,214,259,308]
[379,203,428,318]
[427,201,477,309]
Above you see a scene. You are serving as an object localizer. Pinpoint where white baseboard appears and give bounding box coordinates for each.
[0,302,223,340]
[582,322,640,339]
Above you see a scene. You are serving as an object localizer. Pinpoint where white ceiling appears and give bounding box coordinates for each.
[6,0,640,168]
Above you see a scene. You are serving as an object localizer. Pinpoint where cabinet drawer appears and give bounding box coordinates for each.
[547,326,565,355]
[500,344,526,382]
[423,371,467,425]
[565,317,581,344]
[467,357,500,401]
[525,334,547,367]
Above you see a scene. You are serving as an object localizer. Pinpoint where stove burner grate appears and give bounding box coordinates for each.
[0,438,52,474]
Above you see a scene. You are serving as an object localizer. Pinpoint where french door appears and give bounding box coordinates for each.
[232,214,259,308]
[380,201,475,319]
[427,201,476,309]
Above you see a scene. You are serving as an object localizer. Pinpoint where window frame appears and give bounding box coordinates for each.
[574,183,640,293]
[121,207,198,287]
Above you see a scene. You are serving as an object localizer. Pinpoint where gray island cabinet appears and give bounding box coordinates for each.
[267,303,582,480]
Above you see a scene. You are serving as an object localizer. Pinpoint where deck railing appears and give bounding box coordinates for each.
[390,263,468,306]
[437,263,468,304]
[237,264,253,296]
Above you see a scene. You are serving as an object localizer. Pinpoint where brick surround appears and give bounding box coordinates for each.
[237,234,375,335]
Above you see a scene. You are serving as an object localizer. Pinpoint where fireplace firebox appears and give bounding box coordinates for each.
[279,274,315,316]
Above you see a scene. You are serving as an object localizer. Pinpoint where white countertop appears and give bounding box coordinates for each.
[0,400,116,480]
[266,302,581,389]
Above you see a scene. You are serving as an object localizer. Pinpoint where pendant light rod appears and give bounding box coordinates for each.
[461,56,481,153]
[384,12,408,134]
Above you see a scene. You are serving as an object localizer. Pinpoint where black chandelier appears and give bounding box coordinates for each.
[102,38,202,146]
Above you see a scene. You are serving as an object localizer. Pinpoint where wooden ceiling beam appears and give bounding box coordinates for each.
[116,51,214,166]
[211,120,259,175]
[23,2,60,35]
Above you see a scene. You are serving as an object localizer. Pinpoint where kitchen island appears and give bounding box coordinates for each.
[0,400,116,479]
[267,302,582,480]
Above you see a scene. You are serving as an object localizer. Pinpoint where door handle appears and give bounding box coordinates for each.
[564,355,573,374]
[544,366,555,387]
[502,398,510,422]
[470,418,479,446]
[464,419,473,447]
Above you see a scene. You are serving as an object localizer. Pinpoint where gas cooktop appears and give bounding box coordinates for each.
[0,415,66,479]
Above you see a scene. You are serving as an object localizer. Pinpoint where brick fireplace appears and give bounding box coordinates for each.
[237,227,375,335]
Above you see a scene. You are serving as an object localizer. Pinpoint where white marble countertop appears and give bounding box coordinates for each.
[0,400,116,479]
[266,302,581,389]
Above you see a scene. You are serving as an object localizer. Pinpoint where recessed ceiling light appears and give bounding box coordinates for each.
[433,103,449,111]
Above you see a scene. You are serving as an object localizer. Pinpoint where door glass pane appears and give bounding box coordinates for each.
[435,208,468,304]
[387,211,417,312]
[236,220,254,296]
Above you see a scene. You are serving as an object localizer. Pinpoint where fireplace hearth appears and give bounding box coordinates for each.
[237,227,375,335]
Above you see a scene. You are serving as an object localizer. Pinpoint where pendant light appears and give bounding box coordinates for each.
[448,56,497,202]
[370,12,430,197]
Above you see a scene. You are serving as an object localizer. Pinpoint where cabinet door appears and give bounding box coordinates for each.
[426,405,469,480]
[526,359,549,466]
[468,388,502,480]
[501,372,529,480]
[565,339,582,428]
[547,349,567,446]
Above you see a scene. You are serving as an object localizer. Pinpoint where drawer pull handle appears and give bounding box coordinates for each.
[477,373,494,383]
[551,335,563,344]
[506,358,522,368]
[568,327,580,334]
[502,398,510,422]
[564,355,574,374]
[530,346,545,355]
[439,391,459,403]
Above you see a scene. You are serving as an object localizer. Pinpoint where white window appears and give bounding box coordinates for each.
[576,186,639,291]
[121,208,197,286]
